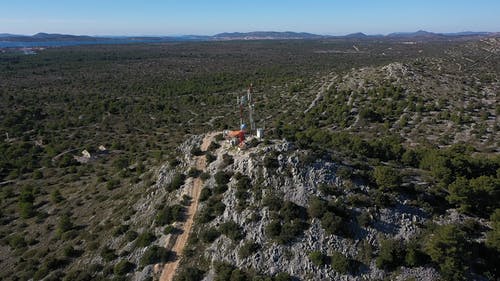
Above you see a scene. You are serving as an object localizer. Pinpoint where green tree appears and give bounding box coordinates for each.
[18,186,35,218]
[307,197,327,218]
[114,260,134,275]
[330,251,350,274]
[424,224,468,281]
[56,214,74,236]
[50,189,64,204]
[309,251,326,266]
[486,209,500,252]
[373,166,401,190]
[376,238,404,270]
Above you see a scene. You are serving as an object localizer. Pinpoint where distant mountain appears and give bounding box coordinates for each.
[2,33,99,42]
[213,31,325,40]
[387,30,443,38]
[387,30,492,39]
[0,30,496,48]
[0,33,26,38]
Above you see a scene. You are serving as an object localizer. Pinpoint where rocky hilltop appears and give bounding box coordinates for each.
[128,132,493,281]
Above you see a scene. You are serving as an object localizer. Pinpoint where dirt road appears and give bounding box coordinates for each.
[159,133,215,281]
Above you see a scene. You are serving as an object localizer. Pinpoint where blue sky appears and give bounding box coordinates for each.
[1,0,499,36]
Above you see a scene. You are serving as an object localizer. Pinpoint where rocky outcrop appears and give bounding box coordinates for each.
[194,138,436,281]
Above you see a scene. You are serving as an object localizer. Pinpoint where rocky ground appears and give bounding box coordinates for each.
[130,133,492,281]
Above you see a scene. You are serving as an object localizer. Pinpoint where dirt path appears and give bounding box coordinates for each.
[159,133,215,281]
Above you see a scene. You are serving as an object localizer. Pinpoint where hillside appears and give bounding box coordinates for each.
[0,37,499,281]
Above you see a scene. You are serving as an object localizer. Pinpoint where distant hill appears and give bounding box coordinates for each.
[387,30,492,39]
[3,33,98,42]
[0,30,496,47]
[213,31,325,40]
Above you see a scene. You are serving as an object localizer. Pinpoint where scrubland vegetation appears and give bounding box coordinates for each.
[1,36,499,280]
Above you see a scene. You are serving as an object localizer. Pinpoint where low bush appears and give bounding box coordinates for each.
[199,227,220,243]
[114,260,134,275]
[309,251,327,266]
[100,247,117,262]
[187,167,201,178]
[167,173,186,191]
[376,238,405,270]
[219,221,244,241]
[139,246,171,267]
[330,251,350,274]
[135,232,156,248]
[238,241,260,259]
[176,267,205,281]
[199,188,212,201]
[214,171,231,185]
[155,204,183,226]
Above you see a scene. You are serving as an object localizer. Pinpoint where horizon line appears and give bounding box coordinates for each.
[1,29,498,38]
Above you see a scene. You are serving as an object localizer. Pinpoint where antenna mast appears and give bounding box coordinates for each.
[248,83,256,131]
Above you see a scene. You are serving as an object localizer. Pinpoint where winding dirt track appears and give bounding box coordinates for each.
[159,133,214,281]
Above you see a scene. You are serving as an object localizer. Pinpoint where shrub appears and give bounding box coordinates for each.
[336,166,352,180]
[376,238,404,270]
[167,173,186,191]
[182,195,192,206]
[308,197,327,218]
[309,251,326,266]
[140,246,171,267]
[356,211,371,227]
[238,241,260,259]
[163,225,175,235]
[187,167,201,178]
[262,193,283,211]
[214,171,231,185]
[106,178,121,190]
[219,221,244,241]
[230,269,247,281]
[50,189,64,204]
[405,239,427,267]
[56,214,74,236]
[424,224,468,280]
[100,247,117,262]
[214,184,228,194]
[266,220,282,238]
[214,262,235,281]
[263,155,279,169]
[318,183,342,196]
[330,251,350,274]
[220,154,234,168]
[135,232,156,248]
[112,224,129,237]
[125,230,138,242]
[114,260,134,275]
[357,240,373,265]
[486,209,500,252]
[205,153,217,164]
[282,196,300,216]
[190,146,203,156]
[199,188,212,201]
[155,204,184,226]
[19,201,35,219]
[321,212,342,235]
[373,166,401,190]
[18,186,35,218]
[274,272,293,281]
[200,172,211,181]
[63,245,81,257]
[199,227,220,243]
[8,234,27,249]
[176,267,205,281]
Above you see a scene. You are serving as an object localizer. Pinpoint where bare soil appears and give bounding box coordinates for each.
[159,133,216,281]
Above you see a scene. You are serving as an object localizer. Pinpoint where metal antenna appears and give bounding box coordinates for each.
[248,83,255,131]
